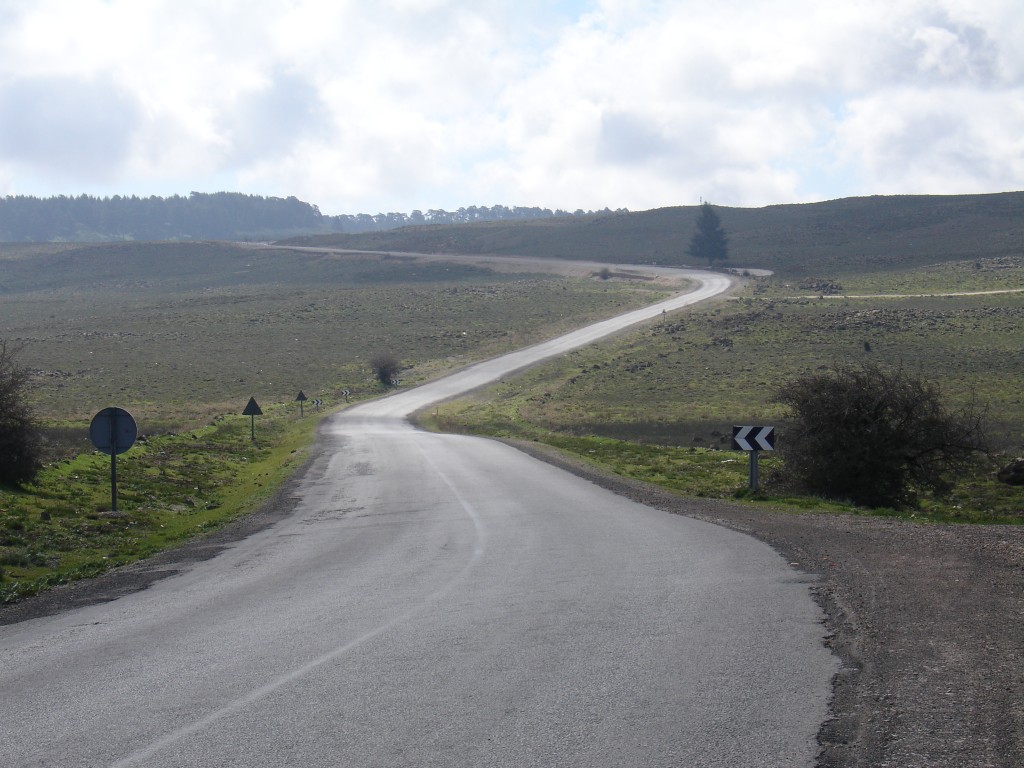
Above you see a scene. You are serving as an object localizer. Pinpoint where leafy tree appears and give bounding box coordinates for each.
[686,202,729,267]
[774,362,987,508]
[0,341,41,486]
[369,353,402,386]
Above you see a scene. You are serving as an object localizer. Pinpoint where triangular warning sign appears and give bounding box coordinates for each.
[242,397,263,416]
[295,390,308,402]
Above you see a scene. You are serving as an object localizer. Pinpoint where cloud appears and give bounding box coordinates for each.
[0,77,141,182]
[223,71,331,165]
[837,87,1024,193]
[0,1,1021,211]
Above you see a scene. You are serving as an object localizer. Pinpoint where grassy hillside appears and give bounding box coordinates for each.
[281,192,1024,278]
[0,242,668,426]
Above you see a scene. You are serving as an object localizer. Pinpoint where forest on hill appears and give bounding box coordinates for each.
[0,192,614,242]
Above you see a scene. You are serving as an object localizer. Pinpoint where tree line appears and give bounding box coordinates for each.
[0,192,622,242]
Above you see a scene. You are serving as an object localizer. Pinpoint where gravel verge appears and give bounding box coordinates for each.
[4,435,1022,767]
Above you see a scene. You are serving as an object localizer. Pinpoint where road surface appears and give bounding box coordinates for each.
[0,266,836,767]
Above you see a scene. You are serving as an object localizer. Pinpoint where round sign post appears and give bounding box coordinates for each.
[89,407,138,512]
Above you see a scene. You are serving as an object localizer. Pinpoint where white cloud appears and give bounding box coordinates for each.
[837,86,1024,193]
[0,0,1021,212]
[0,77,141,181]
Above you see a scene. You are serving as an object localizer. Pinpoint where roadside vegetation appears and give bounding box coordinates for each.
[776,362,988,509]
[0,404,312,603]
[0,340,41,486]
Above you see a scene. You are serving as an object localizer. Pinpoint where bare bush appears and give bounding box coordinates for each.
[775,362,987,508]
[369,353,402,386]
[0,340,42,486]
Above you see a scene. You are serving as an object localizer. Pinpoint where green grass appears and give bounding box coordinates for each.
[0,403,318,602]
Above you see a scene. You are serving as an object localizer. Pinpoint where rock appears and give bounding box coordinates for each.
[997,458,1024,485]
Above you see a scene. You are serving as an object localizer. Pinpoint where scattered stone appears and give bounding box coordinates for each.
[997,458,1024,485]
[798,277,844,295]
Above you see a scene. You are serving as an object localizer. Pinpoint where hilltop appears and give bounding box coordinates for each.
[281,192,1024,278]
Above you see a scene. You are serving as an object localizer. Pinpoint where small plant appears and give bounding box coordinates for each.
[369,352,402,386]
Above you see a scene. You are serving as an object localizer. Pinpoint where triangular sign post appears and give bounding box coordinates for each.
[243,397,263,440]
[296,390,307,417]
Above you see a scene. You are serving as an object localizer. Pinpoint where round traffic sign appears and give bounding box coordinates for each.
[89,407,138,456]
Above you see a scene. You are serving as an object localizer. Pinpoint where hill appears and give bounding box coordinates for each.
[281,192,1024,278]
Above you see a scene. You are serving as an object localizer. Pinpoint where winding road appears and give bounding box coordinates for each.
[0,265,836,767]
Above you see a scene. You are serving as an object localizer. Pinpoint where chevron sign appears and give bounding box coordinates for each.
[732,425,775,451]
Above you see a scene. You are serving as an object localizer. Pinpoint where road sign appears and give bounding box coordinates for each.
[732,425,775,452]
[296,390,307,416]
[243,397,262,440]
[732,425,776,492]
[89,407,138,456]
[89,407,138,512]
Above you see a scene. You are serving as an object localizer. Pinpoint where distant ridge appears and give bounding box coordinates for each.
[281,192,1024,277]
[2,191,1021,279]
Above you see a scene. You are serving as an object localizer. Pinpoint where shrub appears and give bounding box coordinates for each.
[0,340,42,486]
[775,362,987,508]
[369,352,402,386]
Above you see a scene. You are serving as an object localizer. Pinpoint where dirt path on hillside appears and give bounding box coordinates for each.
[510,440,1024,768]
[276,244,731,285]
[791,288,1024,299]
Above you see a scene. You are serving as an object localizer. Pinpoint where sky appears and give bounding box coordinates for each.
[0,0,1021,215]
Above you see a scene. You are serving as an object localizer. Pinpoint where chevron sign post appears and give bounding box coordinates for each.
[732,426,775,452]
[732,425,776,491]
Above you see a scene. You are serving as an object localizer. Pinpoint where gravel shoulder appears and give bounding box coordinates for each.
[4,434,1023,767]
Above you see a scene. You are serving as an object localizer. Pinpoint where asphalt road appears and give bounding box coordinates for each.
[0,267,836,767]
